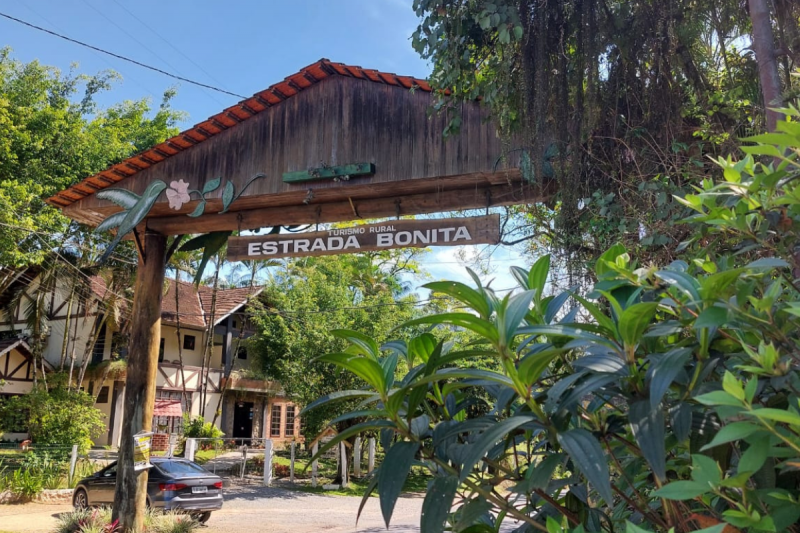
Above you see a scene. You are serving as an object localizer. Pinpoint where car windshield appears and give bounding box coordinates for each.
[155,460,209,476]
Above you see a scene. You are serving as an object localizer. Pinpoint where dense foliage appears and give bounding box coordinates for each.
[0,382,105,453]
[248,253,422,438]
[0,47,183,267]
[305,121,800,532]
[412,0,800,267]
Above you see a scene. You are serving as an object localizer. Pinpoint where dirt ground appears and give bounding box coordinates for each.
[0,484,426,533]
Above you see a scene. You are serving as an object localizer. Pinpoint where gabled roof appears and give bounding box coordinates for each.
[161,279,262,329]
[46,59,432,210]
[0,338,55,371]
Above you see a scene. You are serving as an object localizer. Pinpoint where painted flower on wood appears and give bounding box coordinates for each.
[166,179,191,210]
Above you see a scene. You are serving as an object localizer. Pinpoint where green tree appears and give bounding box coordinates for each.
[248,252,421,439]
[0,47,184,267]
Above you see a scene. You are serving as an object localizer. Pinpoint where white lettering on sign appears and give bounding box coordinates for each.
[228,215,500,262]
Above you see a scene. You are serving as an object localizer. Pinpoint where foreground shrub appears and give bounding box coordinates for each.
[182,414,223,450]
[306,113,800,532]
[0,379,105,453]
[55,508,200,533]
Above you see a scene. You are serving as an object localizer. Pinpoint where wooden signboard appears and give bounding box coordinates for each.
[227,215,500,261]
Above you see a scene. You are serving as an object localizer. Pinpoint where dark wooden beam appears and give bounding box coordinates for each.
[147,179,555,235]
[112,230,167,531]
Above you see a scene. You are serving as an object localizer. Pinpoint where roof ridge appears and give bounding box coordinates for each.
[47,59,432,209]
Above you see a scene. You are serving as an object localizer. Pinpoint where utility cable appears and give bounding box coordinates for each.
[0,11,246,99]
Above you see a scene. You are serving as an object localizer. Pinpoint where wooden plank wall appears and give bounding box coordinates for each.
[67,76,521,221]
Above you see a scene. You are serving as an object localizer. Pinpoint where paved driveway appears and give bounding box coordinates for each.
[0,484,426,533]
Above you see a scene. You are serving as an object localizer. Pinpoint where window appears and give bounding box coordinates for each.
[270,404,282,437]
[152,390,190,434]
[237,346,247,360]
[156,460,209,476]
[91,322,107,364]
[284,405,295,436]
[183,335,195,351]
[96,386,109,404]
[158,338,165,363]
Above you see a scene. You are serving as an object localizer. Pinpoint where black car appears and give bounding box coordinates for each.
[72,457,223,523]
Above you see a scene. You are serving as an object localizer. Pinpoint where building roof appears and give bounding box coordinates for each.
[161,279,262,329]
[153,398,182,418]
[46,59,433,210]
[0,338,55,371]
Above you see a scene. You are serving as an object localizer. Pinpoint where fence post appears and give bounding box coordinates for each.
[290,441,295,483]
[263,440,273,486]
[69,444,78,482]
[353,437,362,478]
[368,437,376,473]
[340,441,348,488]
[311,442,318,488]
[241,445,248,480]
[185,438,196,462]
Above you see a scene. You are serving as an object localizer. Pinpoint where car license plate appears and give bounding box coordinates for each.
[192,486,208,494]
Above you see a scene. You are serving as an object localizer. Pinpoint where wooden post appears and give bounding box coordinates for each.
[340,441,348,488]
[69,444,78,483]
[353,437,361,478]
[290,441,295,483]
[368,437,376,473]
[263,440,273,486]
[311,442,318,487]
[112,230,167,532]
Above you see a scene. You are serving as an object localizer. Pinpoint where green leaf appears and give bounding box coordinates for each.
[356,472,380,525]
[518,347,565,384]
[96,187,141,209]
[739,435,769,473]
[647,348,691,409]
[722,371,745,401]
[529,255,551,300]
[379,441,420,528]
[618,302,659,346]
[652,480,707,500]
[500,290,535,343]
[187,200,206,218]
[694,306,728,330]
[98,180,167,263]
[655,270,700,302]
[332,329,380,360]
[692,454,722,486]
[544,290,571,324]
[300,390,380,415]
[629,401,666,481]
[625,521,655,533]
[458,415,535,481]
[408,333,437,365]
[424,281,491,318]
[557,429,614,505]
[746,408,800,426]
[182,231,230,285]
[95,211,127,233]
[596,244,627,278]
[202,176,222,195]
[420,475,459,533]
[220,181,235,213]
[316,352,387,393]
[525,453,563,491]
[513,25,523,40]
[518,324,619,350]
[403,313,498,343]
[746,258,790,269]
[695,390,744,407]
[701,421,764,450]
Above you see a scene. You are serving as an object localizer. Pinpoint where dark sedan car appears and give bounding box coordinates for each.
[72,457,223,523]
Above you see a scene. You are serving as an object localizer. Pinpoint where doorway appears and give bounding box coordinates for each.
[232,401,254,439]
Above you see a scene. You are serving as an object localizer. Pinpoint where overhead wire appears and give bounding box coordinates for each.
[77,0,229,107]
[0,11,247,98]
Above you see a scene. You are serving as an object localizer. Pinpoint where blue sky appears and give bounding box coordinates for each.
[1,0,528,292]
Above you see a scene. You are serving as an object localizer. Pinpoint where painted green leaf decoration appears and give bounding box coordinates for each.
[220,181,235,213]
[96,188,141,209]
[95,211,127,233]
[202,176,222,195]
[98,180,167,263]
[188,200,206,218]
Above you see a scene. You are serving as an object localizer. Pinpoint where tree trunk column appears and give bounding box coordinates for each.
[749,0,784,132]
[112,230,167,532]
